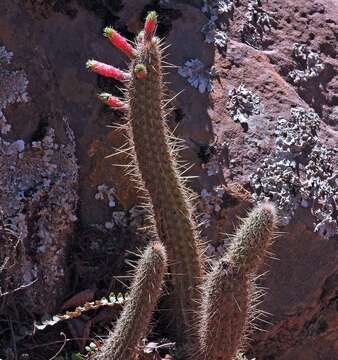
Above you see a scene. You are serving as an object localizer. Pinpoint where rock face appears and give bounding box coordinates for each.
[0,0,337,359]
[0,32,78,315]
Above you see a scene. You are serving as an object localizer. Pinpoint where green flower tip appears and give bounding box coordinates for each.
[86,59,96,70]
[98,92,111,101]
[103,26,114,37]
[134,64,146,73]
[134,64,147,79]
[147,11,158,21]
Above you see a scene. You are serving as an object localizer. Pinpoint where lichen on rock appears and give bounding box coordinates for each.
[0,46,79,315]
[202,0,235,17]
[289,43,324,86]
[302,144,337,238]
[201,0,232,49]
[94,183,147,231]
[241,0,274,49]
[198,185,226,227]
[251,107,337,238]
[201,19,228,48]
[178,58,215,93]
[227,84,261,126]
[0,46,29,135]
[275,107,320,154]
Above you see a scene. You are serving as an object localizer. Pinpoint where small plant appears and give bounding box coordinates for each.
[55,353,85,360]
[86,12,279,360]
[85,342,98,356]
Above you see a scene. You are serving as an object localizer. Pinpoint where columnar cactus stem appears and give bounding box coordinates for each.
[95,242,167,360]
[88,13,204,346]
[197,203,278,360]
[127,16,204,344]
[198,264,250,360]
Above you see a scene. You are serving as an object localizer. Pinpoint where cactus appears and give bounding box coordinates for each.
[86,12,279,360]
[127,13,204,342]
[96,241,167,360]
[89,12,204,343]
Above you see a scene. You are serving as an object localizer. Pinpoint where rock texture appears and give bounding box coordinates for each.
[0,0,337,359]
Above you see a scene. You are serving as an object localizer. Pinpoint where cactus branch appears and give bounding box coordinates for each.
[227,202,278,273]
[197,203,278,360]
[95,242,167,360]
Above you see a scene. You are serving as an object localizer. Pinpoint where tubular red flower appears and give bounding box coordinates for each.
[134,64,147,79]
[103,27,136,59]
[86,60,130,81]
[144,11,158,42]
[98,93,128,110]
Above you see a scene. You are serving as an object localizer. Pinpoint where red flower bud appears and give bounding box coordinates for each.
[134,64,147,79]
[98,93,128,110]
[86,60,130,81]
[103,27,136,59]
[144,11,157,42]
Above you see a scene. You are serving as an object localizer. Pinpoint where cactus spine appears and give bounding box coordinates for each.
[86,13,279,360]
[96,242,167,360]
[197,203,278,360]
